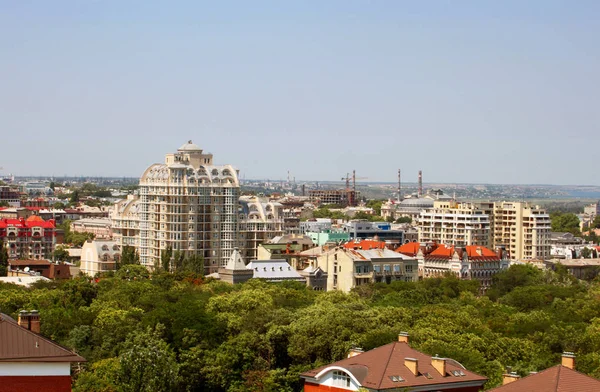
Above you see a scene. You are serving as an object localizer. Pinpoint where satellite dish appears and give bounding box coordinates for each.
[24,267,30,272]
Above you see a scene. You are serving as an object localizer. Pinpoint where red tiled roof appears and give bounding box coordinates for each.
[489,365,600,392]
[0,314,85,363]
[301,341,487,390]
[395,242,420,256]
[429,245,456,258]
[464,245,499,259]
[343,240,386,250]
[0,217,55,229]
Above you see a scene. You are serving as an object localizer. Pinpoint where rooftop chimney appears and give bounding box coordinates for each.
[398,332,409,343]
[405,357,419,376]
[18,310,30,329]
[502,372,520,385]
[17,310,40,334]
[561,352,576,369]
[347,348,364,358]
[432,356,446,376]
[29,310,40,334]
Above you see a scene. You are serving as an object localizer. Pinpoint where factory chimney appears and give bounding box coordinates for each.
[397,169,402,202]
[418,170,423,197]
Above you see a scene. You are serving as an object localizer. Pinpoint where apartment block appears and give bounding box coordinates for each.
[116,141,241,273]
[238,196,285,261]
[418,201,491,247]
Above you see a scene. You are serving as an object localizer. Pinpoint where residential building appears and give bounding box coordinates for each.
[0,185,21,207]
[238,196,285,261]
[301,333,487,392]
[490,352,600,392]
[70,218,113,239]
[217,248,254,284]
[80,240,120,276]
[546,258,600,280]
[0,216,56,260]
[135,141,240,272]
[342,220,405,247]
[307,231,350,246]
[111,195,140,248]
[418,201,491,248]
[316,246,418,292]
[0,310,85,392]
[492,202,551,261]
[422,245,510,291]
[7,260,71,280]
[418,201,551,261]
[300,218,333,234]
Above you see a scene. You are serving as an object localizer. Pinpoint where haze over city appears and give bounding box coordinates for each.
[1,1,599,184]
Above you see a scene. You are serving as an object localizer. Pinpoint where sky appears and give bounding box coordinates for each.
[1,1,599,185]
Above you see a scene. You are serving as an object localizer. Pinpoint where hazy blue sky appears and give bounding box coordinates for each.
[1,1,598,184]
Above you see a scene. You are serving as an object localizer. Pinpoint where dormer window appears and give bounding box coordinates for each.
[332,371,351,387]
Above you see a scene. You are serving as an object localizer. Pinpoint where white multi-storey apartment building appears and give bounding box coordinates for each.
[131,141,240,272]
[418,201,491,248]
[418,200,551,261]
[111,195,140,249]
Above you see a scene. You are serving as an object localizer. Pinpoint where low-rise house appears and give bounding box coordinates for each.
[301,333,487,392]
[80,240,120,276]
[316,247,418,292]
[246,259,306,283]
[490,352,600,392]
[0,310,85,392]
[7,260,70,280]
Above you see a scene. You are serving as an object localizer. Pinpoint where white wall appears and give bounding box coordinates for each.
[0,362,70,376]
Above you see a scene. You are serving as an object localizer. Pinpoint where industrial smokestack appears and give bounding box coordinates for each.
[418,170,423,197]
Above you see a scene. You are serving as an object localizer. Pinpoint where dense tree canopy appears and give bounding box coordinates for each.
[0,265,599,391]
[550,212,582,235]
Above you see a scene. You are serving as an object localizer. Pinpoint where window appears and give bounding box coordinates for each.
[406,265,413,273]
[384,264,391,272]
[332,371,351,387]
[393,264,400,272]
[373,265,381,273]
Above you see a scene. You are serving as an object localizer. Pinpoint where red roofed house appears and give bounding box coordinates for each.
[301,333,487,391]
[396,242,439,278]
[489,352,600,392]
[0,216,56,260]
[343,239,387,251]
[421,245,510,291]
[0,311,85,392]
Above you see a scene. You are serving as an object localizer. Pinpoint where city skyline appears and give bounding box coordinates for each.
[1,1,599,185]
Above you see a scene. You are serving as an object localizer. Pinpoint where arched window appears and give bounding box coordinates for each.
[103,254,109,262]
[102,245,109,251]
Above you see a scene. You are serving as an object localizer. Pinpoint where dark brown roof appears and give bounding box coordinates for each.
[9,259,52,266]
[301,341,487,390]
[489,365,600,392]
[0,314,85,363]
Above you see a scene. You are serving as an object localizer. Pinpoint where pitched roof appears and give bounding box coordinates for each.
[488,365,600,392]
[0,315,85,363]
[301,341,487,390]
[224,248,247,270]
[9,259,52,266]
[464,245,500,260]
[395,242,420,256]
[246,260,305,281]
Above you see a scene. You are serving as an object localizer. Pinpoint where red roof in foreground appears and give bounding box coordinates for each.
[301,341,487,390]
[489,365,600,392]
[343,240,386,250]
[395,242,421,256]
[0,314,85,363]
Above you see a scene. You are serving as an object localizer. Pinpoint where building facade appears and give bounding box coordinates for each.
[0,216,56,260]
[418,201,491,248]
[135,141,240,272]
[111,195,140,249]
[238,196,285,261]
[70,218,113,239]
[80,240,121,276]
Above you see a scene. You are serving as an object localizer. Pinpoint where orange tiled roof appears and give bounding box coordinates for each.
[343,240,386,250]
[395,242,420,256]
[464,245,500,259]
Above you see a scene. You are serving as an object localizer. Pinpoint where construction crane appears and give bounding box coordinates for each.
[342,170,368,206]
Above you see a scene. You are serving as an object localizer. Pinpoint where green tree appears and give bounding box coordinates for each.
[550,212,581,235]
[581,247,592,259]
[70,190,80,204]
[0,244,8,277]
[160,246,173,272]
[395,216,412,224]
[592,215,600,229]
[53,245,70,261]
[0,201,10,207]
[120,246,139,267]
[118,324,178,392]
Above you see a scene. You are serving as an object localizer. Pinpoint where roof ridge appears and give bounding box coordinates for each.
[376,342,400,389]
[554,365,561,392]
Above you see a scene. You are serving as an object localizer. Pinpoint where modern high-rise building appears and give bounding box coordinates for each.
[418,201,491,247]
[120,141,240,273]
[417,201,550,261]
